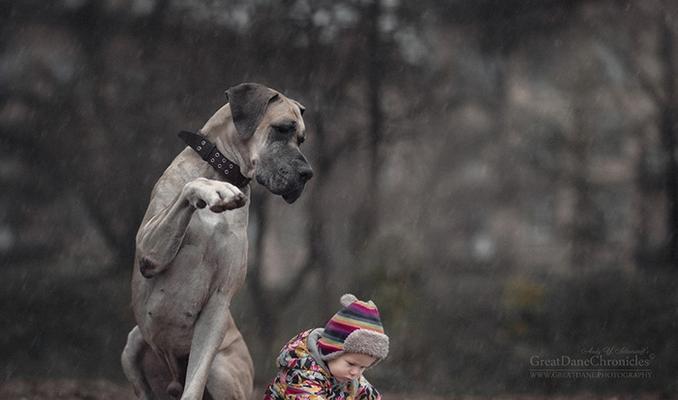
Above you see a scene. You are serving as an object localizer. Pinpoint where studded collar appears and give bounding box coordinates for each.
[178,130,251,188]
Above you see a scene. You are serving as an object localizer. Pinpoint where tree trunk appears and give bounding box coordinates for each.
[569,106,599,268]
[351,0,384,258]
[659,9,678,266]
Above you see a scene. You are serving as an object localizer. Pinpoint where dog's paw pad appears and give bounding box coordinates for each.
[232,193,247,207]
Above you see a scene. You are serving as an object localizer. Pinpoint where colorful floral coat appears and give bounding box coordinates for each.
[263,329,382,400]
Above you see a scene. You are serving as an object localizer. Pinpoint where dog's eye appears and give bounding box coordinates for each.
[274,122,296,134]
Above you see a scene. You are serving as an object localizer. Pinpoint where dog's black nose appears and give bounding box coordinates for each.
[299,165,314,182]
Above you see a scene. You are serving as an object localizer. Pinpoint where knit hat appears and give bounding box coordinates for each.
[317,294,389,362]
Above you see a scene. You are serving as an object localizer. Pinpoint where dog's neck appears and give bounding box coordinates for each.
[212,134,251,178]
[200,104,256,179]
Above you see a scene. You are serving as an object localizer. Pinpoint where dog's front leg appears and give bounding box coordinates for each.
[136,178,247,278]
[181,291,231,400]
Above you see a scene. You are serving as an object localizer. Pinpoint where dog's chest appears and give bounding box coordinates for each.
[195,208,228,230]
[187,208,248,251]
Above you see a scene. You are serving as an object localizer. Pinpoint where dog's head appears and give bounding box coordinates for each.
[226,83,313,203]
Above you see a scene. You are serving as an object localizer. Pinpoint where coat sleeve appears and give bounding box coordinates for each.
[282,368,329,400]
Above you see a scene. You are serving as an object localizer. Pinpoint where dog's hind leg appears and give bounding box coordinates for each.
[205,314,254,400]
[205,351,253,400]
[180,293,231,400]
[122,326,154,400]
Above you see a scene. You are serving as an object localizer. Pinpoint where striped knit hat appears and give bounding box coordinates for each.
[317,294,389,362]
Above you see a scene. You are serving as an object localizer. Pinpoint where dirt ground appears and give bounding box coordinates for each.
[0,380,670,400]
[0,380,133,400]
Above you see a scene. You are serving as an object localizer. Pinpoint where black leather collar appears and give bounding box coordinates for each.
[178,130,251,188]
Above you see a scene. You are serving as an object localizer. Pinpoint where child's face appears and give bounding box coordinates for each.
[327,353,377,382]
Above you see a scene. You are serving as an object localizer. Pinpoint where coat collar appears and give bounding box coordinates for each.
[308,328,331,372]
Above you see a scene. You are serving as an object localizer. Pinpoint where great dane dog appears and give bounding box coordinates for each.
[121,83,313,400]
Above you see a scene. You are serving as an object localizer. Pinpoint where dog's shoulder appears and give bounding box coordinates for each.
[146,150,206,207]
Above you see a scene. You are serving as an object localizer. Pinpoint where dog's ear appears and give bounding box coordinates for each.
[294,100,306,116]
[225,83,279,139]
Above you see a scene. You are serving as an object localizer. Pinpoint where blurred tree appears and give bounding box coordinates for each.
[569,102,606,268]
[658,0,678,266]
[350,0,385,258]
[594,0,678,267]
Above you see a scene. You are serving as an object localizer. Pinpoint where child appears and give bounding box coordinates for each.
[264,294,389,400]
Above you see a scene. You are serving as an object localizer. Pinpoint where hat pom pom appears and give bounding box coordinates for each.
[340,293,358,307]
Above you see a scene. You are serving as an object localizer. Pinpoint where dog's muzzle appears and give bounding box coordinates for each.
[256,158,313,204]
[282,165,313,203]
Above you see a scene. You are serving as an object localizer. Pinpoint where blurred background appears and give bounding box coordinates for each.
[1,0,677,397]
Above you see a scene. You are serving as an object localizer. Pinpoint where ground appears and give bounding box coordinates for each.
[0,380,133,400]
[0,380,670,400]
